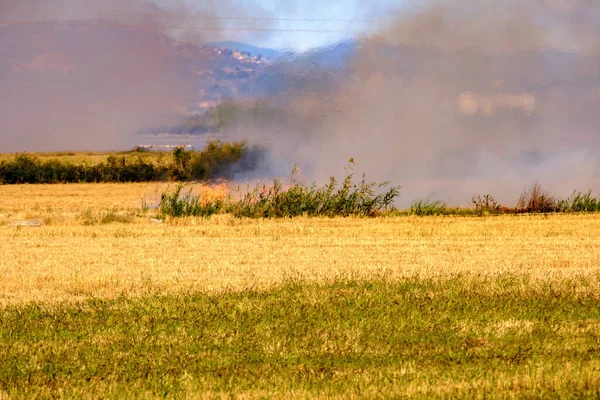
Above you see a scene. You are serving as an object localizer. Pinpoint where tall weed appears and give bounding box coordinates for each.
[516,182,556,213]
[157,165,401,218]
[158,184,226,218]
[471,194,501,215]
[557,190,600,213]
[410,195,446,216]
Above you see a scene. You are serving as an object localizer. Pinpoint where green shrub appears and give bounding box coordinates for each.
[156,165,401,219]
[170,146,193,181]
[158,184,226,218]
[0,154,163,184]
[189,140,247,180]
[557,190,600,213]
[0,154,41,183]
[230,166,400,218]
[409,196,446,216]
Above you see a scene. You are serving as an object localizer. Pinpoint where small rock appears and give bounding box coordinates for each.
[8,219,44,227]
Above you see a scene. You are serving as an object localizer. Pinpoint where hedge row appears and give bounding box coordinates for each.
[0,141,261,184]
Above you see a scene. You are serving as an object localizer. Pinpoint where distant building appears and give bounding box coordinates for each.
[198,101,218,109]
[134,144,193,152]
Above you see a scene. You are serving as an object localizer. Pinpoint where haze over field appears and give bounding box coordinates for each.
[236,0,600,203]
[0,0,276,151]
[1,0,600,203]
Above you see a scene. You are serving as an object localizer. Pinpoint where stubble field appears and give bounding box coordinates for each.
[1,183,600,398]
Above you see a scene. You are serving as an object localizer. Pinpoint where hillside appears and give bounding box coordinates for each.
[0,21,274,114]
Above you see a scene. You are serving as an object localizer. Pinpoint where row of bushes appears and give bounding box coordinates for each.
[0,141,260,184]
[154,177,600,219]
[157,166,401,218]
[408,183,600,216]
[0,155,163,184]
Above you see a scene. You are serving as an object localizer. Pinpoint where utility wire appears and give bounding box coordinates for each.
[0,19,376,33]
[93,13,380,23]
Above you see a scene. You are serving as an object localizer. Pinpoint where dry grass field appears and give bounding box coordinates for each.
[1,183,600,398]
[1,183,600,306]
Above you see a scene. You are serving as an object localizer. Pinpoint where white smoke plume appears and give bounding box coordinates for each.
[229,0,600,205]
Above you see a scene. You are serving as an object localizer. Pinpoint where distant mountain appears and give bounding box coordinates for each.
[2,20,597,138]
[281,40,358,68]
[0,21,277,106]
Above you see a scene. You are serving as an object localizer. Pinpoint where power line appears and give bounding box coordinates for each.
[93,13,380,24]
[0,19,376,34]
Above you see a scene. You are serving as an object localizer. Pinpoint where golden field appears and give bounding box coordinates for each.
[0,150,169,165]
[1,183,599,307]
[2,183,600,398]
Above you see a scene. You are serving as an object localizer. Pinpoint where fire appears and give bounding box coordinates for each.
[198,182,229,203]
[188,181,298,206]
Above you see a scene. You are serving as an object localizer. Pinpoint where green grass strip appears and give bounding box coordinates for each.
[1,277,600,398]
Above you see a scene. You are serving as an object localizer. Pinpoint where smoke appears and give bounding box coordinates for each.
[2,0,600,206]
[229,0,600,205]
[0,0,271,151]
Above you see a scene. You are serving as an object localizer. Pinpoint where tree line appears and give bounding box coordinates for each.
[0,141,263,184]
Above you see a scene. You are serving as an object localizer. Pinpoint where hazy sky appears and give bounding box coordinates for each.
[1,0,591,51]
[1,0,403,50]
[175,0,404,50]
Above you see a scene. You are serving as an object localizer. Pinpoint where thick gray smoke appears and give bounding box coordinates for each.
[0,0,270,151]
[229,0,600,205]
[2,0,600,205]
